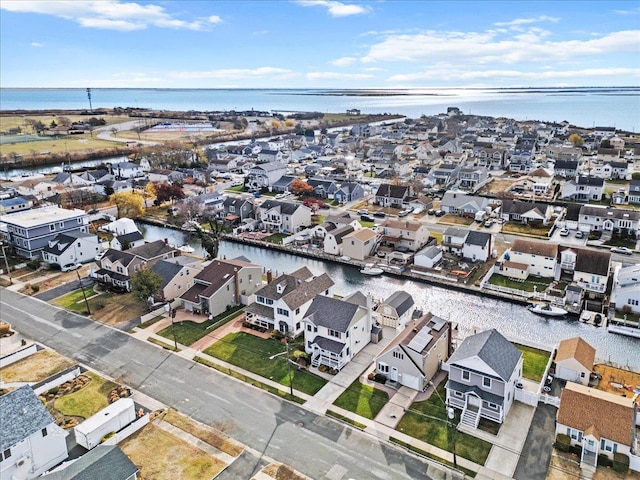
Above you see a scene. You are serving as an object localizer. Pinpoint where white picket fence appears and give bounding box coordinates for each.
[103,414,149,446]
[0,343,38,368]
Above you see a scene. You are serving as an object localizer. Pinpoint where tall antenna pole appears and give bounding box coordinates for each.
[87,88,92,112]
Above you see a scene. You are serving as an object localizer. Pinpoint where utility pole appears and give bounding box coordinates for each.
[76,268,91,315]
[87,88,92,112]
[447,406,458,468]
[1,242,11,284]
[170,308,178,350]
[285,334,293,396]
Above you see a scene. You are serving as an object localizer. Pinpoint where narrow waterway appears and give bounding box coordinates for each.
[136,222,640,370]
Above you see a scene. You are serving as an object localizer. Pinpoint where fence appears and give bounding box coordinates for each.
[0,343,38,368]
[103,414,150,446]
[33,365,82,395]
[515,388,538,407]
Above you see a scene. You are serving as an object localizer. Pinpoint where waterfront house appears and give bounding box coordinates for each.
[222,196,254,223]
[257,199,311,234]
[440,191,488,216]
[0,206,88,259]
[556,382,638,470]
[506,239,558,278]
[110,231,145,251]
[112,161,144,180]
[554,337,596,386]
[323,225,355,256]
[150,256,203,304]
[303,294,373,371]
[244,267,334,336]
[257,149,284,163]
[610,264,640,314]
[41,445,139,480]
[441,226,469,256]
[578,205,640,234]
[573,249,611,295]
[375,312,451,391]
[50,172,92,187]
[375,291,415,329]
[0,385,69,480]
[334,182,365,204]
[341,228,379,261]
[413,245,443,269]
[41,231,102,268]
[180,257,261,317]
[462,230,493,262]
[374,184,410,208]
[379,219,430,252]
[561,176,604,202]
[445,328,523,426]
[16,179,59,200]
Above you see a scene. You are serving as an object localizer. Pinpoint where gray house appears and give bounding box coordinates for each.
[334,182,365,204]
[223,196,254,222]
[445,329,523,427]
[375,291,415,329]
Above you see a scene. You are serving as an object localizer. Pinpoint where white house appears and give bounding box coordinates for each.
[379,219,430,252]
[376,291,415,329]
[41,232,102,268]
[0,385,69,480]
[257,200,312,234]
[462,231,493,262]
[244,267,334,336]
[578,205,640,234]
[554,337,596,386]
[441,227,469,256]
[561,176,604,202]
[611,264,640,314]
[323,225,355,256]
[506,239,558,278]
[414,245,443,269]
[303,293,373,371]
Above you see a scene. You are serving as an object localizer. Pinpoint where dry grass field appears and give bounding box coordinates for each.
[0,349,75,383]
[120,424,226,480]
[593,364,640,396]
[260,463,311,480]
[478,178,517,196]
[547,451,640,480]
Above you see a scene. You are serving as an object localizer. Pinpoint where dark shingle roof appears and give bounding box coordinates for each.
[313,336,345,354]
[448,329,521,382]
[41,445,138,480]
[101,249,136,266]
[375,184,409,199]
[151,260,183,287]
[128,240,176,260]
[383,291,415,317]
[1,385,57,451]
[465,231,490,247]
[117,231,144,244]
[259,199,301,215]
[304,295,360,332]
[574,249,611,276]
[254,267,334,310]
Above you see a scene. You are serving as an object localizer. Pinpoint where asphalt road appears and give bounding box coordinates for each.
[0,288,439,480]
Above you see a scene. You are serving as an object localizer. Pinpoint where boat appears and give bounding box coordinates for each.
[527,303,568,317]
[177,244,195,253]
[360,263,384,276]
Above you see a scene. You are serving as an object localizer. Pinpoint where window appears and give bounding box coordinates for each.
[295,308,300,315]
[378,363,389,373]
[307,324,312,332]
[393,351,404,360]
[50,224,55,231]
[59,221,64,228]
[296,322,300,330]
[454,391,463,398]
[488,402,498,410]
[346,347,349,356]
[277,308,289,317]
[226,285,230,291]
[42,427,48,437]
[483,376,492,388]
[1,448,11,461]
[462,370,470,382]
[328,329,340,338]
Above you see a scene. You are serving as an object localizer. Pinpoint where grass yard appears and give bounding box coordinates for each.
[516,344,550,382]
[156,307,243,346]
[502,223,550,237]
[54,372,118,419]
[488,273,555,292]
[53,285,99,314]
[120,424,226,480]
[203,332,327,395]
[89,291,148,324]
[438,215,474,226]
[395,380,492,465]
[261,463,309,480]
[264,233,288,244]
[161,410,243,457]
[0,349,74,383]
[332,379,389,419]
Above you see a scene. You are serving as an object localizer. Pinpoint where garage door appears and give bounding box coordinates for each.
[380,315,396,328]
[402,374,421,391]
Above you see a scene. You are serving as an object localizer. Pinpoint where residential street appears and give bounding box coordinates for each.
[0,288,440,480]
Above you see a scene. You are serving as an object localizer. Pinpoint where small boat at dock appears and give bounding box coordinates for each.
[527,302,568,317]
[360,263,384,276]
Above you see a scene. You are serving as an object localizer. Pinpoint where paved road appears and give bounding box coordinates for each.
[35,276,93,302]
[512,403,557,480]
[0,288,439,480]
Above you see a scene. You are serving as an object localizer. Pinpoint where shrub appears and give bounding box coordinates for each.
[612,453,629,473]
[373,373,388,384]
[598,453,612,467]
[48,387,59,396]
[27,259,41,270]
[570,445,582,456]
[555,433,571,452]
[31,285,40,293]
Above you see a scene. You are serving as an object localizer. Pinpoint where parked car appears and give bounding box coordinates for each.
[360,214,375,222]
[435,210,446,217]
[575,231,584,239]
[398,209,410,217]
[611,246,633,255]
[320,203,331,209]
[357,209,369,215]
[94,252,105,261]
[412,207,424,215]
[275,193,286,199]
[373,211,386,218]
[61,263,81,272]
[87,208,99,214]
[484,220,494,228]
[559,228,570,237]
[427,209,436,216]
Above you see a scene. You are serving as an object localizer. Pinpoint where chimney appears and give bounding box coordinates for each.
[164,238,168,244]
[266,269,273,283]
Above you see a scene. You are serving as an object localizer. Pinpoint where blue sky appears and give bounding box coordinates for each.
[1,0,639,88]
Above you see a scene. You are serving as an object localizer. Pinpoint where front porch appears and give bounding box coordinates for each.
[309,337,347,371]
[244,302,275,331]
[447,381,505,428]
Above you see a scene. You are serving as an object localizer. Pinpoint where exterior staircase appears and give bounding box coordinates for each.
[460,407,480,429]
[311,353,321,368]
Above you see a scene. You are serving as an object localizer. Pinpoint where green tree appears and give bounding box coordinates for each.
[131,269,163,303]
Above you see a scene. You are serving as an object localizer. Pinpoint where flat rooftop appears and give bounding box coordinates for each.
[0,206,87,227]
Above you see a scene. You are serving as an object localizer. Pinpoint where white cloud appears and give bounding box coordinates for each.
[493,16,559,27]
[306,71,374,80]
[170,67,295,80]
[0,1,220,31]
[361,29,640,65]
[614,6,640,15]
[295,1,370,17]
[30,42,44,47]
[331,56,357,66]
[387,67,640,83]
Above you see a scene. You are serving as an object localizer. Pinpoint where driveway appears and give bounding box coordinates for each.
[513,403,558,480]
[35,276,94,301]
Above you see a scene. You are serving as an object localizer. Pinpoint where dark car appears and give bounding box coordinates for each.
[360,214,375,222]
[373,211,386,218]
[435,210,446,217]
[87,209,99,214]
[320,203,331,209]
[427,209,437,215]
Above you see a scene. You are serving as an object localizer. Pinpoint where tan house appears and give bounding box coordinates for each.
[554,337,596,386]
[379,219,430,252]
[180,257,262,317]
[556,382,638,469]
[150,257,203,303]
[375,312,451,391]
[507,239,558,278]
[342,228,379,261]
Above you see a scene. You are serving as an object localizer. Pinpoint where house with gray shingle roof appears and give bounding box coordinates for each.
[0,385,69,479]
[257,200,311,234]
[41,445,138,480]
[41,231,102,268]
[440,191,488,216]
[376,291,415,329]
[462,230,493,262]
[245,267,335,336]
[111,231,145,251]
[150,257,203,303]
[445,328,523,426]
[303,294,373,371]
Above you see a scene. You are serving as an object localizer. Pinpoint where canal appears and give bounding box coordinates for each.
[136,222,640,370]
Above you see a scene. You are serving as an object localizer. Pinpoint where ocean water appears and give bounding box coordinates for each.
[1,87,639,132]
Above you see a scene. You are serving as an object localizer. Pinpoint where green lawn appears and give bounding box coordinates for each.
[54,372,119,419]
[396,380,492,465]
[156,307,243,346]
[203,332,327,395]
[53,286,98,313]
[516,344,550,382]
[333,380,389,419]
[263,233,288,244]
[488,274,555,292]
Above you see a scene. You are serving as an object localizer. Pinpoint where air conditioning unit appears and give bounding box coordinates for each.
[16,457,28,467]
